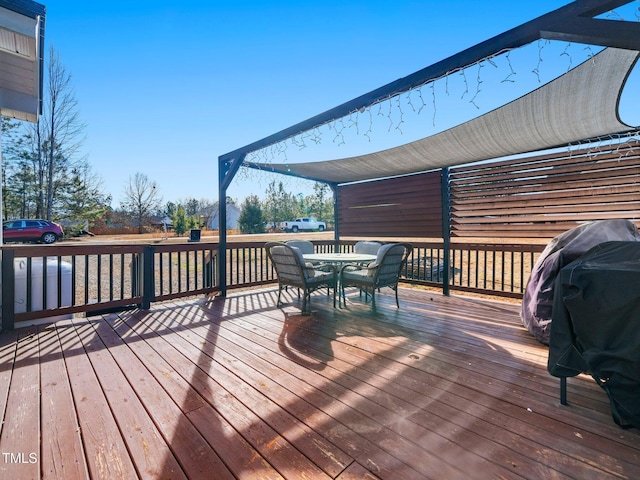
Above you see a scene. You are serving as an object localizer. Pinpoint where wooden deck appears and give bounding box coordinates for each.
[0,286,638,479]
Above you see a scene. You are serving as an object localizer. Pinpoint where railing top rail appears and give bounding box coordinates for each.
[1,243,147,256]
[153,242,219,253]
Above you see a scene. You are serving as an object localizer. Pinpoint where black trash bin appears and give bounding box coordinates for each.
[189,229,201,242]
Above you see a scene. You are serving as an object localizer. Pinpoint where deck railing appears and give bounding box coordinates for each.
[0,239,545,330]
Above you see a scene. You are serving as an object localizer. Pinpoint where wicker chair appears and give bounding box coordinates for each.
[285,240,315,254]
[354,240,382,255]
[340,243,412,309]
[285,240,322,266]
[266,242,336,313]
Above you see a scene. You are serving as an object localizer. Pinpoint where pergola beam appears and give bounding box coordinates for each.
[219,0,636,164]
[541,17,640,50]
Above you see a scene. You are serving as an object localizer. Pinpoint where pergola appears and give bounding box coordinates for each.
[217,0,640,295]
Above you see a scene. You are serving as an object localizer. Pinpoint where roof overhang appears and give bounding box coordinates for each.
[0,0,45,123]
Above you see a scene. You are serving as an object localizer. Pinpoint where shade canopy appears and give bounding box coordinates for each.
[246,47,638,185]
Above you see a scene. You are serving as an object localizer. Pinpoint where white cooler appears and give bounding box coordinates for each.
[14,257,73,324]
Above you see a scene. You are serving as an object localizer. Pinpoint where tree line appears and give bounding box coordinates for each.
[237,180,333,234]
[1,47,333,237]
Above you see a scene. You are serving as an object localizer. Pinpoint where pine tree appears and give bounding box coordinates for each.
[238,195,264,234]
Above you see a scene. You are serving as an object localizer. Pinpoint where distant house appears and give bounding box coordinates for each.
[151,215,173,230]
[210,203,241,230]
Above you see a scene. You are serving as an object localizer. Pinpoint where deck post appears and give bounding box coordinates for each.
[1,249,15,331]
[218,154,246,297]
[441,167,451,296]
[332,184,339,252]
[142,245,155,309]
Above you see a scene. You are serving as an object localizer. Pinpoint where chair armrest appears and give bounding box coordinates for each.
[339,263,370,275]
[314,262,334,272]
[309,263,337,277]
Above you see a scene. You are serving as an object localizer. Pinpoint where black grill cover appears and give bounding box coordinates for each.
[521,219,640,344]
[548,241,640,428]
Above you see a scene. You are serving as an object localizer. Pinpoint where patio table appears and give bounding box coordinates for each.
[304,253,377,307]
[303,252,376,265]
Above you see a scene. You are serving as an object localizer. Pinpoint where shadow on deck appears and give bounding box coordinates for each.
[1,286,639,479]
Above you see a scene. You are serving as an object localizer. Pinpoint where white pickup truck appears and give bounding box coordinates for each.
[279,217,326,233]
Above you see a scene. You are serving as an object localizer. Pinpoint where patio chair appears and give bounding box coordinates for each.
[285,239,323,267]
[340,242,412,309]
[285,240,315,254]
[354,240,382,255]
[266,242,336,313]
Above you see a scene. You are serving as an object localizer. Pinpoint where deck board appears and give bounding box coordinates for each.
[116,311,299,479]
[87,318,226,480]
[1,286,639,479]
[60,319,139,480]
[0,327,39,480]
[39,325,88,480]
[216,300,615,478]
[156,309,435,479]
[131,308,342,480]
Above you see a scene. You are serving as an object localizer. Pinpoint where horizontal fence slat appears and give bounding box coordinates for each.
[452,190,640,210]
[450,142,640,238]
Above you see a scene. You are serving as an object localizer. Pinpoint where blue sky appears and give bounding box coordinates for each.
[41,0,640,206]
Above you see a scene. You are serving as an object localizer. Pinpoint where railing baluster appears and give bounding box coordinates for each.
[25,257,32,312]
[109,254,114,301]
[85,255,90,304]
[71,256,77,306]
[186,249,191,290]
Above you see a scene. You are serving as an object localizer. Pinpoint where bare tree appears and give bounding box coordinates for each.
[121,172,162,233]
[197,198,217,228]
[3,48,109,228]
[40,46,86,220]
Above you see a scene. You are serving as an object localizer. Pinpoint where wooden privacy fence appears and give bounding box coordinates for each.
[450,141,640,238]
[337,141,640,239]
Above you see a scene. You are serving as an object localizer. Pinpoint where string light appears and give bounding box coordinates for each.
[363,108,373,142]
[310,127,322,144]
[584,46,595,62]
[459,69,469,99]
[394,95,404,134]
[502,51,516,83]
[406,90,416,113]
[348,111,359,135]
[417,85,427,114]
[605,8,625,20]
[237,10,634,177]
[430,82,437,127]
[532,39,550,82]
[469,62,484,109]
[560,43,572,71]
[566,131,640,161]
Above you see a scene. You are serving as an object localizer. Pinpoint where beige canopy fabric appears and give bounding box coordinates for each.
[246,47,638,184]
